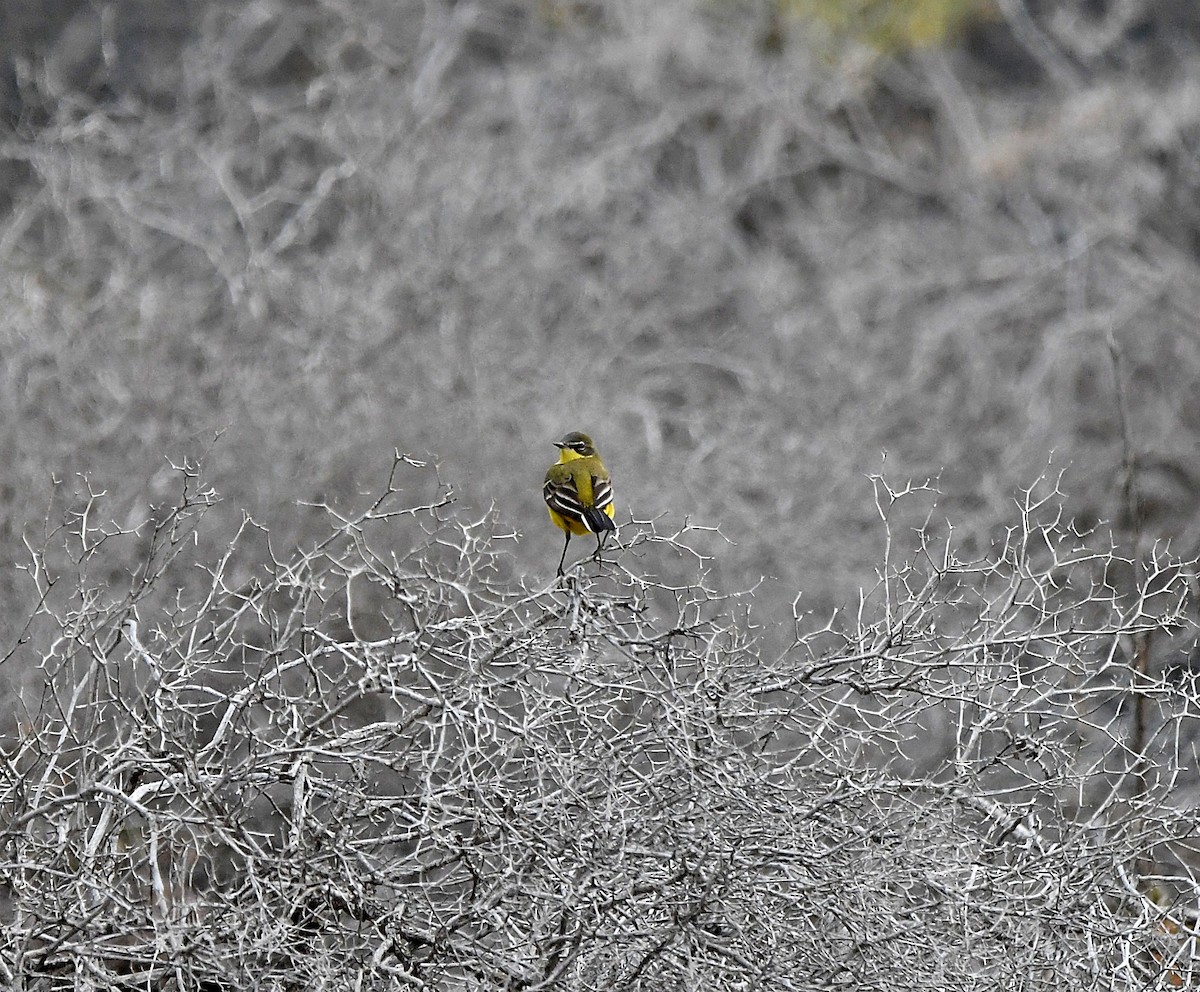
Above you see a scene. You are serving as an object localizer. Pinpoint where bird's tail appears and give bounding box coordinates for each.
[582,506,616,533]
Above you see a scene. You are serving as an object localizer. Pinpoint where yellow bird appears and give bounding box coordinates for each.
[543,431,617,576]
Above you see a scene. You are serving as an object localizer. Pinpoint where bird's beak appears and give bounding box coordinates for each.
[553,442,566,449]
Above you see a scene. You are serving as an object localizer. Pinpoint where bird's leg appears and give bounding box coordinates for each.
[593,531,608,562]
[557,531,571,577]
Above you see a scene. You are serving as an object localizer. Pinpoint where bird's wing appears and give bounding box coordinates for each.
[544,468,586,521]
[592,474,614,512]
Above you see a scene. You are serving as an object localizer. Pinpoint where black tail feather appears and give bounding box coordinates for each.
[582,506,616,533]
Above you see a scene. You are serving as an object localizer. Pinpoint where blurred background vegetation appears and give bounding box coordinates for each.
[778,0,990,51]
[2,0,1199,671]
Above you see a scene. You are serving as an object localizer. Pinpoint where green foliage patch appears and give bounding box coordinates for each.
[779,0,992,52]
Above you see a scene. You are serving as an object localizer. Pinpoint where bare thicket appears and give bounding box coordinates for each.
[4,2,1200,987]
[1,456,1196,990]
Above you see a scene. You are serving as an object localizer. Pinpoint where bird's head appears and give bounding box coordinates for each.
[554,431,597,461]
